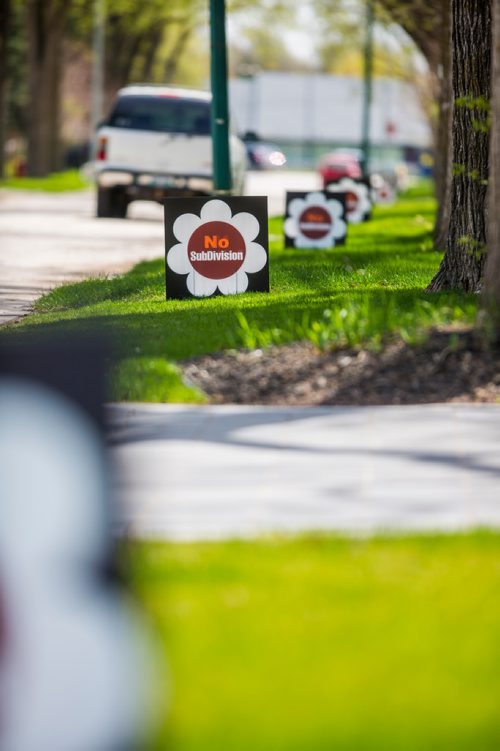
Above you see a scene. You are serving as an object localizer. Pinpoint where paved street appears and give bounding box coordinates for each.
[0,171,321,325]
[109,402,500,541]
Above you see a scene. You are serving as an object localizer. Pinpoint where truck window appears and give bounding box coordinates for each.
[107,96,211,135]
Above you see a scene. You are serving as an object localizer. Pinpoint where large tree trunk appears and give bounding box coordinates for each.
[433,0,453,250]
[0,0,10,179]
[27,0,65,176]
[377,0,452,250]
[484,0,500,339]
[428,0,491,292]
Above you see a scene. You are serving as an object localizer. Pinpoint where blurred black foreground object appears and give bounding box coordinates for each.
[0,335,109,430]
[0,335,157,751]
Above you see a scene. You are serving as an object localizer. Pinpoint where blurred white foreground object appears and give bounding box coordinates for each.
[0,378,156,751]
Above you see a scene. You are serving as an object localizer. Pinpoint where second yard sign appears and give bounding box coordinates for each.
[284,191,348,248]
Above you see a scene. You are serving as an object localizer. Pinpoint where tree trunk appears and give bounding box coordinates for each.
[164,26,193,83]
[139,27,163,82]
[484,0,500,339]
[27,0,64,176]
[0,0,10,179]
[106,13,145,93]
[433,0,453,250]
[428,0,491,292]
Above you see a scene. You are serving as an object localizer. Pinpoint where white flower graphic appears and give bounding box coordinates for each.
[284,192,347,248]
[326,178,371,223]
[167,199,267,297]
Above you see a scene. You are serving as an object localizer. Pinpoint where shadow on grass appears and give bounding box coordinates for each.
[10,287,479,362]
[36,259,165,311]
[36,230,442,313]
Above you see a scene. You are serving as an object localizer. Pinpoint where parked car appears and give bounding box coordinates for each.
[93,85,247,218]
[244,141,287,170]
[317,150,363,189]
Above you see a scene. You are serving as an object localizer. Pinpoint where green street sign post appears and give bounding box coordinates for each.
[361,0,374,177]
[209,0,232,193]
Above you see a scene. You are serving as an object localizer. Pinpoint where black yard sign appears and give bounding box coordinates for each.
[165,196,269,299]
[284,191,348,248]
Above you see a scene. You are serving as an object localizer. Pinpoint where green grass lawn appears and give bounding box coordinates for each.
[131,532,500,751]
[3,183,479,402]
[0,169,90,192]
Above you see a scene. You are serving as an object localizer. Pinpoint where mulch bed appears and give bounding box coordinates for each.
[182,328,500,406]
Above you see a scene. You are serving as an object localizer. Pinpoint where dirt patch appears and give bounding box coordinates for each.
[182,328,500,406]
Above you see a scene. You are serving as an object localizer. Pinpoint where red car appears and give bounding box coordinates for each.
[317,151,363,189]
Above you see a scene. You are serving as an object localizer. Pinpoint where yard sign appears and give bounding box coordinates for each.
[325,178,372,223]
[165,196,269,299]
[284,191,348,248]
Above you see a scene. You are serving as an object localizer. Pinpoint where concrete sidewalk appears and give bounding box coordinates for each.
[109,402,500,541]
[0,189,164,325]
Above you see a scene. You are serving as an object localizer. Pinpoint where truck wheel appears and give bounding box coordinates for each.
[96,188,128,219]
[96,187,113,218]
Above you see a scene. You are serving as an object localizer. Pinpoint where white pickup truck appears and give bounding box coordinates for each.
[93,84,247,218]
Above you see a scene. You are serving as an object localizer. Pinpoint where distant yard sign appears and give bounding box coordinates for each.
[325,178,372,223]
[284,191,348,248]
[165,196,269,299]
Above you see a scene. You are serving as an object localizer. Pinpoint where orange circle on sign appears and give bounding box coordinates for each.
[188,221,246,279]
[298,206,332,240]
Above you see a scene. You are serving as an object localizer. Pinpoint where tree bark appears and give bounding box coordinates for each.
[27,0,65,176]
[484,0,500,338]
[0,0,10,178]
[433,0,453,250]
[164,26,194,83]
[139,26,164,82]
[377,0,452,251]
[428,0,491,292]
[105,14,143,93]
